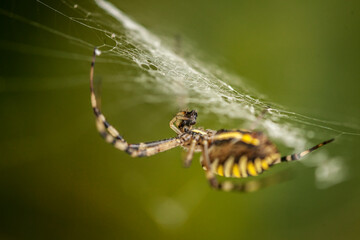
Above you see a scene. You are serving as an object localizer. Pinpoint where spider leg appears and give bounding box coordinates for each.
[127,138,183,157]
[95,118,182,157]
[273,138,335,164]
[169,113,189,134]
[90,48,182,157]
[202,139,220,189]
[184,137,198,167]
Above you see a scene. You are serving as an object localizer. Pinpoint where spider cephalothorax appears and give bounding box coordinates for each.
[90,48,334,192]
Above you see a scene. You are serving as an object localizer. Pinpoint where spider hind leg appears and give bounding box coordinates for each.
[279,138,335,163]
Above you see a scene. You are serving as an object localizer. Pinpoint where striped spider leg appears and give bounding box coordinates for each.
[89,48,335,193]
[90,48,190,157]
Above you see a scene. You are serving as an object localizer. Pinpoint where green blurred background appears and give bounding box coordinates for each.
[1,0,360,239]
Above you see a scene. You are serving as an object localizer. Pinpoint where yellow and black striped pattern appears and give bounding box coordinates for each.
[280,138,334,162]
[206,153,280,178]
[212,131,260,146]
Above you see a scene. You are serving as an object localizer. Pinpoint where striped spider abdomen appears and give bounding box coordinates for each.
[204,130,280,178]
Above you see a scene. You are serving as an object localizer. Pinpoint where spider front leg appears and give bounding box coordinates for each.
[90,48,183,157]
[169,112,188,134]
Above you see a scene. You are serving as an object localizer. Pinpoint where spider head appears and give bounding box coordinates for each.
[178,110,198,132]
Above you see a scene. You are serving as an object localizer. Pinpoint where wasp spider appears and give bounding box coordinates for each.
[90,49,334,192]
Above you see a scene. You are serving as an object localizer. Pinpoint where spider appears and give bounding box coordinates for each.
[89,48,334,192]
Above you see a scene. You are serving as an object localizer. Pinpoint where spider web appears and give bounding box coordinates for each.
[1,0,359,230]
[26,0,359,186]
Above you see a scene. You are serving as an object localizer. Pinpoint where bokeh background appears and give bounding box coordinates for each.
[1,0,360,239]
